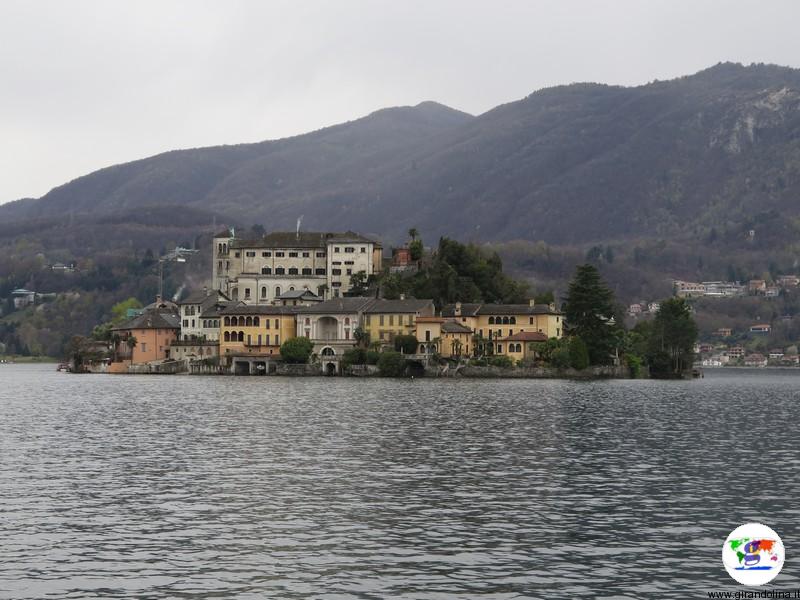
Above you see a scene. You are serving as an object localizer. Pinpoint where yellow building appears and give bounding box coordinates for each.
[441,300,563,352]
[494,331,549,362]
[415,317,473,357]
[363,297,435,345]
[219,304,299,363]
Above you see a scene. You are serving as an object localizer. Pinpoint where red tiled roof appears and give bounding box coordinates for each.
[499,331,548,342]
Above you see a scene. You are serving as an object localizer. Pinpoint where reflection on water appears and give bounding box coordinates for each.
[1,365,799,598]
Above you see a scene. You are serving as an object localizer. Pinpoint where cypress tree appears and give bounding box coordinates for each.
[563,264,619,365]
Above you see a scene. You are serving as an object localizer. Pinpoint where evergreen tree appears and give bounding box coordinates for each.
[646,297,698,378]
[563,264,618,365]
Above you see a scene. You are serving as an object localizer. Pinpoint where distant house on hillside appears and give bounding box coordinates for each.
[750,323,771,334]
[11,288,36,308]
[749,280,767,294]
[744,353,768,367]
[726,345,745,359]
[714,327,733,337]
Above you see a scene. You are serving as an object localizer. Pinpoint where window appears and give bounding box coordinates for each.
[191,319,195,328]
[262,267,272,275]
[257,334,262,346]
[287,252,297,258]
[224,331,230,342]
[225,261,229,270]
[509,328,513,335]
[389,315,394,326]
[245,317,252,326]
[234,251,241,258]
[254,317,260,326]
[274,319,279,329]
[344,260,354,265]
[365,315,371,325]
[183,319,188,327]
[261,286,267,298]
[275,335,279,346]
[497,344,503,353]
[408,315,414,326]
[332,269,342,275]
[302,268,312,275]
[275,286,281,296]
[316,252,326,258]
[332,261,341,265]
[302,252,310,258]
[275,267,285,275]
[425,330,431,342]
[217,260,222,270]
[141,343,147,352]
[315,268,325,275]
[244,288,251,299]
[530,317,534,324]
[331,282,341,288]
[275,251,284,257]
[379,332,384,340]
[262,251,271,257]
[345,246,355,253]
[346,269,352,275]
[488,317,495,324]
[246,251,256,257]
[334,247,340,253]
[345,317,350,325]
[510,317,516,324]
[289,286,295,291]
[265,319,271,329]
[247,334,251,345]
[238,332,244,342]
[224,316,231,326]
[360,247,366,253]
[379,315,385,326]
[264,334,270,345]
[288,267,298,275]
[502,316,509,325]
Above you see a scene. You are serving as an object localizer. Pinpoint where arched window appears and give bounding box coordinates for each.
[253,317,260,327]
[224,331,230,342]
[224,316,230,326]
[275,286,281,297]
[502,316,509,324]
[305,318,310,325]
[288,267,298,275]
[275,267,285,275]
[345,317,350,325]
[289,286,295,291]
[261,267,271,275]
[238,331,244,342]
[223,243,227,253]
[218,243,222,254]
[232,288,239,301]
[488,316,495,324]
[261,286,267,298]
[510,317,516,324]
[245,316,252,326]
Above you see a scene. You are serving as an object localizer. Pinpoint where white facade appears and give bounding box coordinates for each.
[213,231,381,304]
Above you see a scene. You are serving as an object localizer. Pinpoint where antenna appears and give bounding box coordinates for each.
[296,215,304,239]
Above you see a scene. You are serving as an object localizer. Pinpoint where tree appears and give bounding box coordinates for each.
[353,326,370,348]
[377,350,406,376]
[341,347,366,369]
[646,297,698,378]
[563,264,619,365]
[348,271,370,296]
[408,227,419,241]
[111,298,143,325]
[394,334,418,354]
[409,239,424,261]
[280,337,314,364]
[250,224,266,238]
[126,335,137,366]
[568,337,590,370]
[533,290,555,305]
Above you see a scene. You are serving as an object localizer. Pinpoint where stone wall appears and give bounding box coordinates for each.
[457,365,631,379]
[274,363,321,376]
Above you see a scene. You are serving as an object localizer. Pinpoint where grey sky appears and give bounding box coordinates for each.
[2,0,799,204]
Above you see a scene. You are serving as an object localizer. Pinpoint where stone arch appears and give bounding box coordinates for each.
[238,331,244,342]
[317,316,338,341]
[253,316,260,327]
[245,316,253,326]
[321,346,336,357]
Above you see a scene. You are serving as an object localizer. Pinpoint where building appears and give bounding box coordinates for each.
[414,317,474,357]
[714,327,733,337]
[673,281,706,298]
[765,286,780,298]
[219,304,299,364]
[11,288,36,308]
[749,280,767,294]
[628,303,643,315]
[177,288,230,341]
[495,330,549,362]
[363,297,436,345]
[769,349,785,361]
[726,345,745,359]
[702,281,746,297]
[441,301,563,347]
[744,353,768,368]
[778,275,800,287]
[212,229,382,303]
[750,323,771,334]
[109,302,180,372]
[272,289,323,307]
[647,302,661,313]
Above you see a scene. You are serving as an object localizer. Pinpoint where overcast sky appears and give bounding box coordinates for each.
[2,0,799,204]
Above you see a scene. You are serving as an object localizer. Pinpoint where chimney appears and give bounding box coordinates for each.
[155,294,162,306]
[549,302,556,311]
[203,286,208,297]
[454,302,462,316]
[399,293,406,300]
[529,298,536,306]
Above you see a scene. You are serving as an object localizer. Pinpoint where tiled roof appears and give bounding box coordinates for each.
[476,303,561,315]
[441,321,473,334]
[232,231,378,249]
[499,331,549,342]
[296,296,376,314]
[440,303,482,317]
[219,303,302,315]
[275,289,322,300]
[213,229,233,238]
[364,298,434,314]
[113,310,180,331]
[178,289,229,306]
[200,300,236,319]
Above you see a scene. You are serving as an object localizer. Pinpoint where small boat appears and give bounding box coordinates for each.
[56,363,70,372]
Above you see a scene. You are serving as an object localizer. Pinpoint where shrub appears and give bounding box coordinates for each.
[365,350,381,365]
[341,347,366,369]
[469,357,488,367]
[624,353,643,378]
[394,334,418,355]
[279,337,314,364]
[550,347,571,369]
[568,337,590,370]
[377,350,407,377]
[488,355,514,368]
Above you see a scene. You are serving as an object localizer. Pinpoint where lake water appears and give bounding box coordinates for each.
[1,364,799,599]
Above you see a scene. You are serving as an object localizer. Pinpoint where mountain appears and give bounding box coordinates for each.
[4,62,800,250]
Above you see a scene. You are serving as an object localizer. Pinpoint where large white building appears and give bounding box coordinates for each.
[212,230,382,303]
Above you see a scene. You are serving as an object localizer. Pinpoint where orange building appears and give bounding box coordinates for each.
[109,309,181,373]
